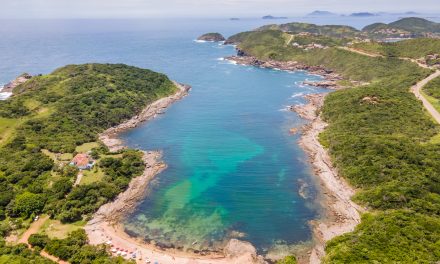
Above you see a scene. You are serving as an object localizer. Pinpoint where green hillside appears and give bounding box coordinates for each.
[362,17,440,37]
[352,38,440,59]
[0,63,177,263]
[257,22,360,38]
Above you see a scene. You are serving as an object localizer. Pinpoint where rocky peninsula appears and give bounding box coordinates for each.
[225,51,343,89]
[1,73,32,93]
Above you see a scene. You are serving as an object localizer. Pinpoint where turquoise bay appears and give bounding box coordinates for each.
[120,41,327,252]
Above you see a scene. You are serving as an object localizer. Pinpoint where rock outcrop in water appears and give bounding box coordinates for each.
[197,33,226,42]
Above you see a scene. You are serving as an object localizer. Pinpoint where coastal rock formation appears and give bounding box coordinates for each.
[224,239,266,264]
[302,80,339,89]
[290,94,363,263]
[226,52,343,88]
[2,73,32,93]
[197,33,226,42]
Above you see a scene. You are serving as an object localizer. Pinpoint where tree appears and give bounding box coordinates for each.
[11,192,46,218]
[28,234,50,248]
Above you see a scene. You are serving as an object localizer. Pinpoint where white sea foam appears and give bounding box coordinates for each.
[216,57,225,61]
[0,92,12,100]
[278,106,291,112]
[194,39,207,43]
[291,92,304,98]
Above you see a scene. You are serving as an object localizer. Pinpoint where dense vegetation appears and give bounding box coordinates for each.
[256,22,359,38]
[0,63,177,262]
[364,17,440,34]
[234,29,440,262]
[235,30,427,82]
[29,230,129,263]
[276,255,297,264]
[352,38,440,59]
[226,17,440,42]
[424,76,440,99]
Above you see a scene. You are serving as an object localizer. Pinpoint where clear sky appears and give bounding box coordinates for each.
[1,0,439,19]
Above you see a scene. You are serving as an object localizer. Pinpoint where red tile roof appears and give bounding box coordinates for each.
[72,153,90,168]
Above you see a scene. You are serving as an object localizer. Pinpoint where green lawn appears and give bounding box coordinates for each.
[39,218,86,239]
[75,142,100,153]
[80,167,105,185]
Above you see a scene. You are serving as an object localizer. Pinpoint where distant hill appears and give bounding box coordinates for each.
[363,22,389,32]
[389,17,440,33]
[257,22,359,38]
[307,10,337,16]
[350,12,377,17]
[262,15,288,20]
[227,17,440,44]
[363,17,440,35]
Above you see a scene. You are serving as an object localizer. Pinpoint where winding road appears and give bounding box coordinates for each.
[341,46,440,124]
[411,70,440,123]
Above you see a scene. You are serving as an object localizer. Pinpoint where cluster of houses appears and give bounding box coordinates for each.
[292,42,328,50]
[371,28,412,38]
[425,54,440,68]
[70,153,95,170]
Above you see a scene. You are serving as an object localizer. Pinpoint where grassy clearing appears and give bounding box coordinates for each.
[80,167,105,185]
[75,142,100,153]
[41,149,73,163]
[39,219,86,239]
[0,118,22,146]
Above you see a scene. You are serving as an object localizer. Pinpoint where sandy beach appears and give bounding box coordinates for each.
[86,82,267,264]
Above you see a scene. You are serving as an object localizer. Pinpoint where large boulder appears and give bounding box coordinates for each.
[224,239,267,264]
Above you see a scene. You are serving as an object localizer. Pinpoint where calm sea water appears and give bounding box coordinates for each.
[1,15,437,254]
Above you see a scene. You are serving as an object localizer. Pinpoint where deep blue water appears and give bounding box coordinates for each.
[1,15,438,255]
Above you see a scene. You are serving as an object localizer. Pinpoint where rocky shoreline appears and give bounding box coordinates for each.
[293,94,363,264]
[1,73,33,93]
[225,54,343,89]
[99,82,190,152]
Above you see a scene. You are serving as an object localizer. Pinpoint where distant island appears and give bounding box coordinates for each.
[306,10,337,16]
[230,18,240,21]
[197,32,226,42]
[262,15,288,20]
[349,12,377,17]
